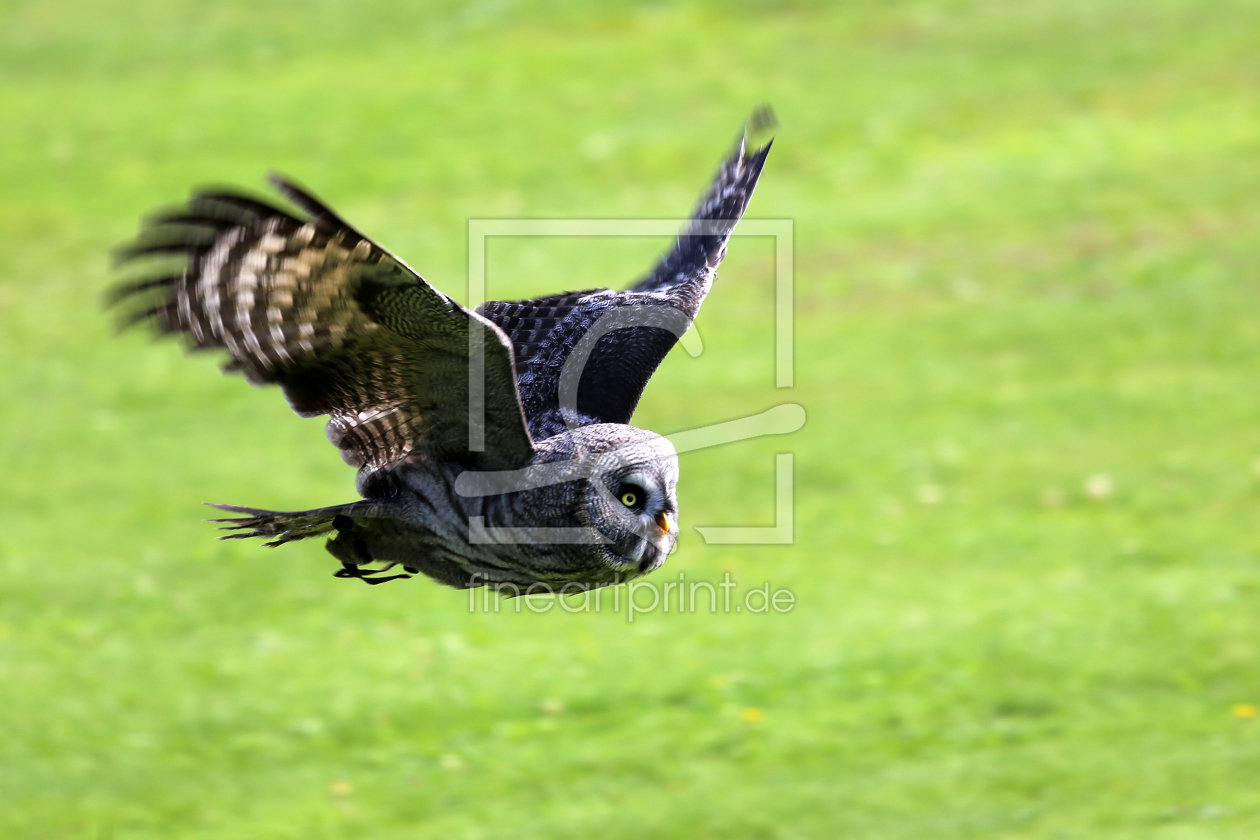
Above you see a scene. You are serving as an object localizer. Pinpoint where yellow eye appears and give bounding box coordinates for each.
[620,491,638,507]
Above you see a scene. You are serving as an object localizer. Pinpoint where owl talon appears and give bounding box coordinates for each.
[333,564,412,585]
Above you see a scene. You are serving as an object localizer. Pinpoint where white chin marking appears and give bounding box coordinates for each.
[626,539,647,565]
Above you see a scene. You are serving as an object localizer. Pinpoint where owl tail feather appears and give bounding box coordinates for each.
[207,502,373,547]
[207,502,415,585]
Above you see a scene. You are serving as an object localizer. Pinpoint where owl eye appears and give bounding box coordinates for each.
[619,489,641,508]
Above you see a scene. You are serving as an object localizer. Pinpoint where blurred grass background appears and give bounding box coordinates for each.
[4,0,1260,837]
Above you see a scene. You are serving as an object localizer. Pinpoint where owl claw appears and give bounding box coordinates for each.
[333,565,412,585]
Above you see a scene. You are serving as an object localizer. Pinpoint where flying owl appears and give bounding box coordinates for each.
[111,114,772,590]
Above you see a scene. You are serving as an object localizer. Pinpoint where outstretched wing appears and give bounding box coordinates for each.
[112,176,535,492]
[479,111,773,439]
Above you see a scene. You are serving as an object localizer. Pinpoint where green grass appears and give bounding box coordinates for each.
[4,0,1260,836]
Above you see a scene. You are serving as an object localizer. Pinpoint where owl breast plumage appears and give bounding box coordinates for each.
[111,112,773,590]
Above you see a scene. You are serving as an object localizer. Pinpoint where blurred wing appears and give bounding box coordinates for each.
[479,115,772,436]
[112,176,534,490]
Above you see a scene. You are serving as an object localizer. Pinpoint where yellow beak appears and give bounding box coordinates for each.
[655,511,670,535]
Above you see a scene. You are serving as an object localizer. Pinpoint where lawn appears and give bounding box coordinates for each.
[3,0,1260,837]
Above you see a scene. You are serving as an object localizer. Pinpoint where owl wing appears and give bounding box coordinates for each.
[479,116,772,437]
[112,176,535,492]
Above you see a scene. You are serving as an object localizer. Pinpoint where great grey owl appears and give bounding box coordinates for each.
[111,115,772,591]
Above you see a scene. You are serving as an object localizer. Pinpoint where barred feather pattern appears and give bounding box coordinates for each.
[113,179,534,486]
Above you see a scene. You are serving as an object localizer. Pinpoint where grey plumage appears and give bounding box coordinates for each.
[112,113,772,591]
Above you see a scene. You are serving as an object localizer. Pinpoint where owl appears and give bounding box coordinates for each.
[111,113,772,590]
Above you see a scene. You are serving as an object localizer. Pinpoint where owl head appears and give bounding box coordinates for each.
[564,424,680,578]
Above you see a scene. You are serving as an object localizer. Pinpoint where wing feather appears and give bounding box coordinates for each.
[113,178,535,491]
[479,112,773,436]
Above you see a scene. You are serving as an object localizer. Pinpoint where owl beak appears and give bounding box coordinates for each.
[655,511,671,535]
